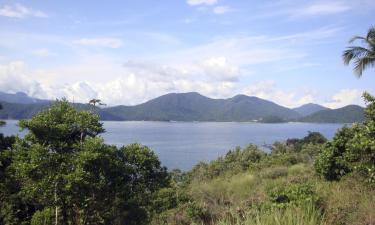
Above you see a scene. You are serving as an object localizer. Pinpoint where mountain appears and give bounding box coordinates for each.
[0,91,365,123]
[101,92,301,121]
[0,91,49,104]
[299,105,365,123]
[293,103,329,116]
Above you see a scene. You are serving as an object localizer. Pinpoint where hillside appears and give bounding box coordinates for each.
[0,91,49,104]
[299,105,365,123]
[293,103,329,116]
[0,91,365,123]
[102,92,301,121]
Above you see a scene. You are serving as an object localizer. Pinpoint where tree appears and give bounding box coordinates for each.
[13,99,105,224]
[88,99,106,107]
[315,92,375,184]
[0,104,5,126]
[343,26,375,77]
[9,99,169,224]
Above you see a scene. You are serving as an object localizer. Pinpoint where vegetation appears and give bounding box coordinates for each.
[0,100,169,225]
[149,93,375,225]
[343,26,375,77]
[1,93,375,224]
[292,103,328,117]
[0,92,365,123]
[298,105,365,123]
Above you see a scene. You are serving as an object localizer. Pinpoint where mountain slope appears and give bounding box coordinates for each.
[293,103,329,116]
[0,91,49,104]
[0,92,365,123]
[101,92,301,121]
[299,105,365,123]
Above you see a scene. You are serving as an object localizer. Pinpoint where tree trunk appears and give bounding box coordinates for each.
[55,181,58,225]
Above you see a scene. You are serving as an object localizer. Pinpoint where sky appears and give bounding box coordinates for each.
[0,0,374,108]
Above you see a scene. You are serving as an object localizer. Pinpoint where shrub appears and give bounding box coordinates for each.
[315,92,375,184]
[31,208,54,225]
[267,183,317,208]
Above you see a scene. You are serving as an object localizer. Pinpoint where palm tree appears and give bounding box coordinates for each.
[343,26,375,77]
[88,99,106,106]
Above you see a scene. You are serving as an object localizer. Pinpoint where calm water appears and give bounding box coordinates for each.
[0,120,345,170]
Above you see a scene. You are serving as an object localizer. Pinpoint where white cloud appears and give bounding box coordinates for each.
[73,38,123,48]
[324,89,363,109]
[0,61,46,98]
[291,2,350,17]
[0,27,345,106]
[32,48,53,57]
[187,0,218,6]
[0,3,48,18]
[200,57,240,81]
[242,81,316,108]
[213,6,231,14]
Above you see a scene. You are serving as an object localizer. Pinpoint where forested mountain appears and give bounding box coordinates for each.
[102,92,300,121]
[298,105,365,123]
[0,91,49,104]
[293,103,329,116]
[0,92,365,123]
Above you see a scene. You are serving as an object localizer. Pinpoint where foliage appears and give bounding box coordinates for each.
[31,208,54,225]
[259,115,286,123]
[299,105,365,123]
[315,92,375,184]
[188,145,266,181]
[343,26,375,77]
[1,99,169,225]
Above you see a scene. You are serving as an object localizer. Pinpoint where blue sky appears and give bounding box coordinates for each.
[0,0,374,108]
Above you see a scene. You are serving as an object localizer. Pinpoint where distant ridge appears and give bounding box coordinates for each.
[293,103,329,116]
[0,91,365,123]
[298,105,365,123]
[0,91,49,104]
[101,92,300,121]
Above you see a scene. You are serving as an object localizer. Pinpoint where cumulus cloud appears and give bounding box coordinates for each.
[242,81,315,108]
[0,3,47,18]
[0,61,46,98]
[213,6,231,14]
[324,89,363,109]
[73,38,123,48]
[187,0,218,6]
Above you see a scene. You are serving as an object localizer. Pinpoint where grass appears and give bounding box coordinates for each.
[217,202,325,225]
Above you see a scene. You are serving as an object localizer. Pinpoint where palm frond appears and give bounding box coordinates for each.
[344,26,375,77]
[349,36,366,43]
[353,56,375,77]
[367,26,375,40]
[342,46,372,65]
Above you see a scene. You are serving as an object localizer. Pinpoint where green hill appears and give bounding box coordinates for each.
[299,105,365,123]
[293,103,329,116]
[101,92,300,121]
[0,92,365,123]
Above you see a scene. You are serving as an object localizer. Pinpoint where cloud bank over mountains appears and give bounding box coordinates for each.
[0,0,373,108]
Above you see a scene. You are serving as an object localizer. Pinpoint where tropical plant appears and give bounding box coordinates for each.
[88,98,106,106]
[343,26,375,77]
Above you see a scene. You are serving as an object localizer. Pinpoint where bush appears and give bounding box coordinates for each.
[31,208,54,225]
[267,183,317,208]
[315,92,375,184]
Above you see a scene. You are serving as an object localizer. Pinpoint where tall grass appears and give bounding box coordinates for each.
[217,202,325,225]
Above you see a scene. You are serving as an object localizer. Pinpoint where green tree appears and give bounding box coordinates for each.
[0,104,5,126]
[343,26,375,77]
[9,99,169,224]
[315,92,375,184]
[12,99,104,224]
